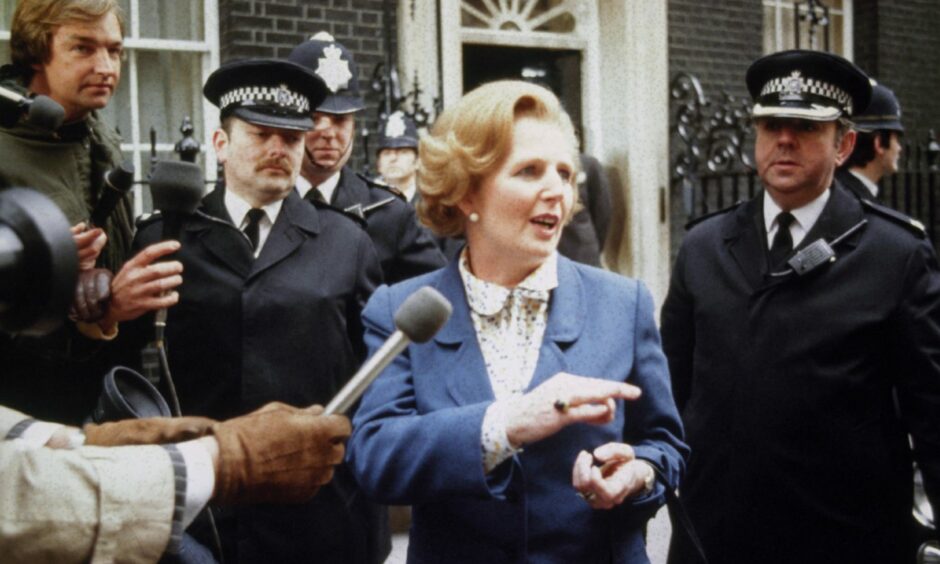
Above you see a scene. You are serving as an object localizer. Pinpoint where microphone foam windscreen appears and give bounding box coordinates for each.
[106,161,135,193]
[27,95,65,130]
[393,286,452,343]
[150,160,205,214]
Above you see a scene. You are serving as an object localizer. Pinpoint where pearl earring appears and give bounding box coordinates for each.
[468,212,480,223]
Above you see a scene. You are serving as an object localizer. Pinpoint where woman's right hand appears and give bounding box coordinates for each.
[503,372,641,447]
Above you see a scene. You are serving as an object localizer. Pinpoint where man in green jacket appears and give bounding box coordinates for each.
[0,0,182,424]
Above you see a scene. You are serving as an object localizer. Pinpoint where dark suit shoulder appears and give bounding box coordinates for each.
[357,172,406,202]
[860,199,927,239]
[684,201,745,231]
[310,198,369,230]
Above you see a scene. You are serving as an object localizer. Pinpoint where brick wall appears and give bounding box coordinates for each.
[217,0,397,172]
[667,0,763,257]
[854,0,940,144]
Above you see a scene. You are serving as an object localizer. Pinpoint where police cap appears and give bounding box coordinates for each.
[746,49,871,122]
[377,111,419,151]
[288,32,365,115]
[204,58,327,131]
[854,82,904,133]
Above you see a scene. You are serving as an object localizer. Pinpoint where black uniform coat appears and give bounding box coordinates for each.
[661,184,940,564]
[836,167,880,202]
[557,154,612,266]
[132,188,388,564]
[329,167,445,284]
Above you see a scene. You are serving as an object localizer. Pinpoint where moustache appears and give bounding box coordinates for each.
[256,159,292,174]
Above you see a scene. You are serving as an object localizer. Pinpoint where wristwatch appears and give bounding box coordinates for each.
[640,461,656,495]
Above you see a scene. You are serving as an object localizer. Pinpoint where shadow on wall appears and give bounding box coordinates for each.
[602,156,630,276]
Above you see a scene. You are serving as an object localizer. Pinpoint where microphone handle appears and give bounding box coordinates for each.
[324,330,409,415]
[0,85,27,105]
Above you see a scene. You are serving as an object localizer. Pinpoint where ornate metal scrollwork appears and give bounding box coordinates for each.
[670,72,755,217]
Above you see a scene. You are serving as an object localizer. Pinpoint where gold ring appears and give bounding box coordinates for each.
[578,491,597,501]
[553,399,569,413]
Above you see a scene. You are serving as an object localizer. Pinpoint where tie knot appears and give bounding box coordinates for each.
[246,208,266,225]
[776,211,795,230]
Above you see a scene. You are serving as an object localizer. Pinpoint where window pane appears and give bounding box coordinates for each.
[136,50,204,150]
[98,59,133,140]
[139,0,204,41]
[0,1,14,30]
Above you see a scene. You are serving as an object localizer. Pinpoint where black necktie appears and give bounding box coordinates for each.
[244,208,265,251]
[304,187,326,203]
[769,212,795,269]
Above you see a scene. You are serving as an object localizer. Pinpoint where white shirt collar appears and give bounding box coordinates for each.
[401,179,418,202]
[848,168,879,197]
[223,190,283,256]
[296,171,341,203]
[763,188,830,249]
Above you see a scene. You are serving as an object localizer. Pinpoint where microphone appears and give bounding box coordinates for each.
[0,86,66,130]
[148,160,205,342]
[324,286,452,415]
[149,160,205,242]
[89,161,135,228]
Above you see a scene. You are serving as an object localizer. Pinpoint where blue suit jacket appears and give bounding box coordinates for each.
[348,256,688,563]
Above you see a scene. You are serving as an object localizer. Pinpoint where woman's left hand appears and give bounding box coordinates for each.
[571,442,655,510]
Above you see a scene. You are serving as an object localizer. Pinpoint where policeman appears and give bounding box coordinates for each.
[662,50,940,564]
[129,58,383,563]
[836,81,905,202]
[375,110,420,201]
[288,32,446,284]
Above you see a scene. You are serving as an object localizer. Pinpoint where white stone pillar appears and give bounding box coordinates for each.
[597,1,671,306]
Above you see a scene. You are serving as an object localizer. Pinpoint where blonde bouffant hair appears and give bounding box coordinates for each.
[417,80,579,237]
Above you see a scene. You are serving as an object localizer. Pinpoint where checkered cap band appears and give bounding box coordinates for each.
[219,85,310,114]
[760,75,853,115]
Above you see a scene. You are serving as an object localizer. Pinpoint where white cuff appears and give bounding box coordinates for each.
[481,400,522,473]
[176,439,217,527]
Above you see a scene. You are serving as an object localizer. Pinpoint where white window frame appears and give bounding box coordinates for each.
[121,0,220,216]
[763,0,853,60]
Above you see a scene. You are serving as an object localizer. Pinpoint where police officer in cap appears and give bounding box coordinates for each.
[836,81,905,202]
[128,58,382,563]
[288,32,445,285]
[661,50,940,564]
[375,110,420,202]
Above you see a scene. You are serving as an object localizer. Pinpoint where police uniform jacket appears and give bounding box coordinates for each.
[0,70,133,425]
[348,256,688,563]
[836,167,881,202]
[661,184,940,564]
[330,167,446,284]
[131,188,387,564]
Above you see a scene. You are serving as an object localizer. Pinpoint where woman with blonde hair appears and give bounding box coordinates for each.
[348,80,687,563]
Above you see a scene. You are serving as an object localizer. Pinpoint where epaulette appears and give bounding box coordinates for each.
[860,199,926,239]
[135,210,162,228]
[357,172,406,201]
[310,198,368,229]
[684,201,744,231]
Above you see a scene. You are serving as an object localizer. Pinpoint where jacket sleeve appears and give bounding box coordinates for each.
[891,239,940,524]
[347,284,502,505]
[660,243,696,413]
[0,408,175,564]
[621,281,688,516]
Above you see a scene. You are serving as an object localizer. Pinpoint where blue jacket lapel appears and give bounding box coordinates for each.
[431,261,495,406]
[434,256,586,404]
[526,256,583,391]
